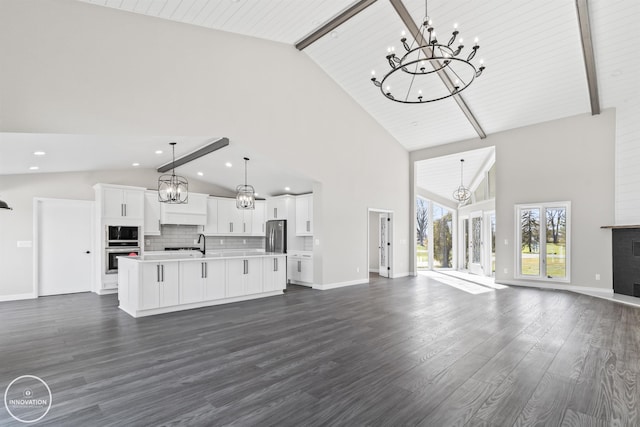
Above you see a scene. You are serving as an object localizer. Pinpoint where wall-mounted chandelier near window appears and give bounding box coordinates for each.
[158,142,189,204]
[236,157,255,210]
[370,0,485,104]
[453,159,471,202]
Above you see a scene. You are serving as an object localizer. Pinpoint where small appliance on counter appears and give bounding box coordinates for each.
[265,220,286,253]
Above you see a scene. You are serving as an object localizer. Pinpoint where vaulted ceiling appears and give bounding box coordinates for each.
[3,0,638,198]
[78,0,638,151]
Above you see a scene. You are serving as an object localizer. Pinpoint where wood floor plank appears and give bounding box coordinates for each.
[1,275,639,426]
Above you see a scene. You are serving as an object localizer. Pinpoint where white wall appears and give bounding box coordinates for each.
[369,211,378,271]
[0,0,410,295]
[411,110,616,292]
[0,169,234,297]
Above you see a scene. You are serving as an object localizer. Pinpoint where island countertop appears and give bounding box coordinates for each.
[119,251,286,263]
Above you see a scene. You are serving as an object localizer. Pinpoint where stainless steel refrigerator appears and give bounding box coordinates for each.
[265,220,287,253]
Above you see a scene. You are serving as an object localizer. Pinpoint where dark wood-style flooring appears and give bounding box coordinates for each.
[1,274,639,426]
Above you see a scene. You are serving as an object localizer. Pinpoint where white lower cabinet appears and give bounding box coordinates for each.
[263,256,286,292]
[288,253,313,286]
[227,258,262,297]
[179,259,226,304]
[140,262,179,310]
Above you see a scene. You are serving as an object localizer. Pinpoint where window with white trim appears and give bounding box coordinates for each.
[515,202,571,281]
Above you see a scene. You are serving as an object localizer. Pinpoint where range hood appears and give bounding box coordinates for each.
[0,199,12,210]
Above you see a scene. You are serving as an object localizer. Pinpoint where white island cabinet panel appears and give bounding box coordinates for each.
[118,253,286,318]
[263,256,286,292]
[179,261,205,304]
[204,259,226,300]
[140,262,179,309]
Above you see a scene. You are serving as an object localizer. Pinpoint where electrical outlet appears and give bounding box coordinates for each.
[595,273,601,280]
[503,268,508,274]
[243,239,246,244]
[315,239,320,246]
[220,239,224,245]
[145,240,150,246]
[194,239,199,244]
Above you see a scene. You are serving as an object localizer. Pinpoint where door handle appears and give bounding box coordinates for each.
[298,260,301,273]
[243,259,248,275]
[157,264,160,282]
[161,265,164,282]
[274,258,278,272]
[307,220,310,232]
[274,208,277,218]
[243,223,246,233]
[85,250,91,254]
[121,203,124,217]
[230,222,233,233]
[204,262,207,278]
[201,262,204,279]
[124,204,127,217]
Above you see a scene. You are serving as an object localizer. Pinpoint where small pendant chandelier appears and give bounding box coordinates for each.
[452,158,471,203]
[236,157,255,210]
[158,142,188,204]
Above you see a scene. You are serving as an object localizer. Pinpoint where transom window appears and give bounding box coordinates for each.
[515,202,571,282]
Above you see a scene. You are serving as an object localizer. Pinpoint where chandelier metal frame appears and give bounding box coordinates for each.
[158,142,189,204]
[452,158,471,203]
[236,157,255,210]
[370,0,485,104]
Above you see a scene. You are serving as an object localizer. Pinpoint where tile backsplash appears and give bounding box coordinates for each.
[145,225,265,252]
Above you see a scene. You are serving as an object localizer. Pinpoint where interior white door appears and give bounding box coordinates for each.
[469,211,483,276]
[378,214,390,278]
[38,199,94,296]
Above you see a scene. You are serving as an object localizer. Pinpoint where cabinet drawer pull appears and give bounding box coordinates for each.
[298,260,301,273]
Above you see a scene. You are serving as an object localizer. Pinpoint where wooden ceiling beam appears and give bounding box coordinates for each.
[389,0,486,139]
[575,0,601,115]
[295,0,378,51]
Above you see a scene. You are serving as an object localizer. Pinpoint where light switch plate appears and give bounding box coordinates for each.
[17,241,32,248]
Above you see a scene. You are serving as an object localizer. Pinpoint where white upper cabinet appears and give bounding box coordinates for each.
[160,192,208,225]
[217,197,244,234]
[144,190,161,236]
[94,183,145,224]
[202,197,218,236]
[267,195,293,220]
[295,194,313,236]
[252,201,266,236]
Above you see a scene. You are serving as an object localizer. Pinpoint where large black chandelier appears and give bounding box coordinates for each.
[370,0,485,104]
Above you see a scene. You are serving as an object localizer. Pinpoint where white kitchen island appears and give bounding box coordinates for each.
[117,252,287,318]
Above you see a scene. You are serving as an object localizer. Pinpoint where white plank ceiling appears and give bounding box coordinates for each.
[15,0,640,199]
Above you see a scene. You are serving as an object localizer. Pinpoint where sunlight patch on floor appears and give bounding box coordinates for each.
[419,271,494,295]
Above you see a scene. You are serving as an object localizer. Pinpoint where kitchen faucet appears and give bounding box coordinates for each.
[197,234,206,255]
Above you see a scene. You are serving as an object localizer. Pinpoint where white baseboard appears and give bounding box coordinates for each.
[95,288,118,295]
[313,279,369,290]
[369,268,379,273]
[391,272,411,278]
[0,292,37,302]
[499,279,613,297]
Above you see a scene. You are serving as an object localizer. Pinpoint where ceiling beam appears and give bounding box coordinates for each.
[389,0,486,139]
[157,137,229,173]
[295,0,378,51]
[575,0,600,115]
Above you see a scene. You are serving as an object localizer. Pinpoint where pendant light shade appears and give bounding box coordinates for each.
[452,158,471,203]
[0,199,13,210]
[236,157,255,210]
[158,142,188,204]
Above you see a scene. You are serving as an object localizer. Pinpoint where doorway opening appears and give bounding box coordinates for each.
[414,146,495,278]
[367,209,394,279]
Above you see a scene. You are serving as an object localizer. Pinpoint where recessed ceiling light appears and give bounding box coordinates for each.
[225,162,232,168]
[285,187,291,191]
[33,151,46,156]
[29,166,39,170]
[155,150,163,154]
[132,162,140,167]
[330,30,339,38]
[197,171,204,176]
